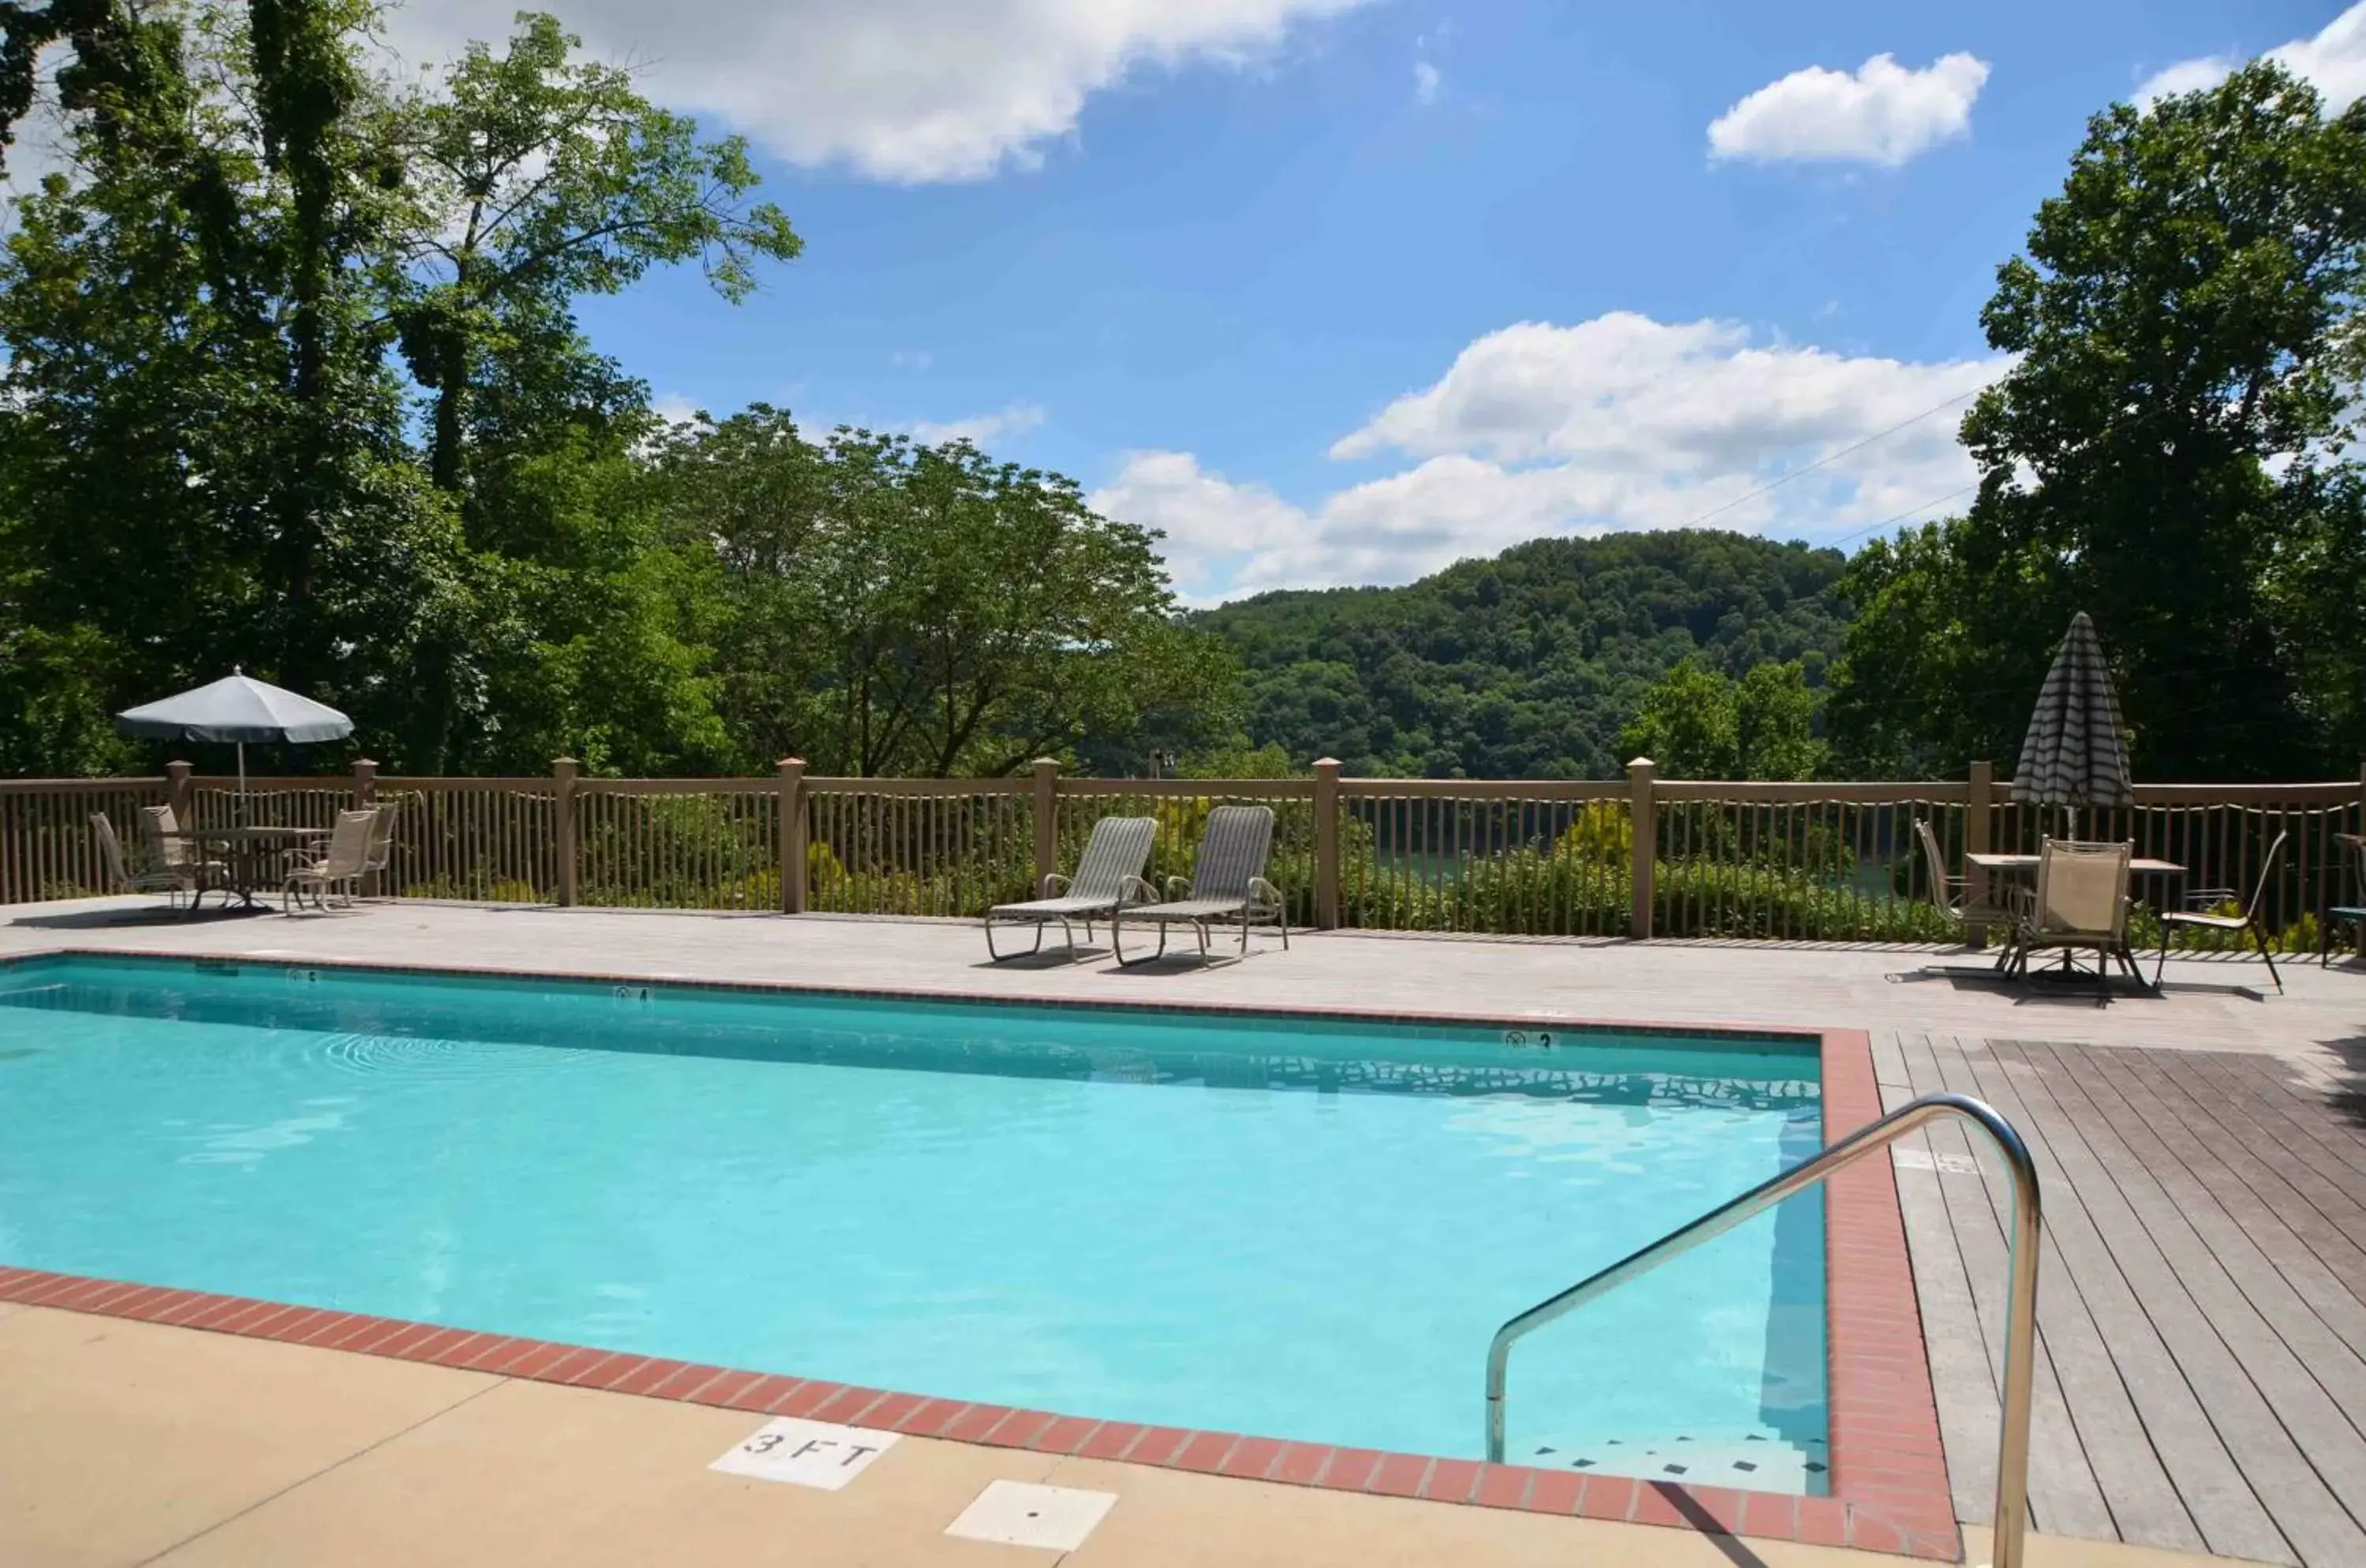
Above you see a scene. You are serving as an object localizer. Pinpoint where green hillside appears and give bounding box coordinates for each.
[1190,530,1851,778]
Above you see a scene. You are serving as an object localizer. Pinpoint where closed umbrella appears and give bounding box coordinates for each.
[2013,612,2132,837]
[114,669,354,800]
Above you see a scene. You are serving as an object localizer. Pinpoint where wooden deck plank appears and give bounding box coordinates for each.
[1877,1046,2004,1527]
[1892,1032,2116,1541]
[1987,1042,2335,1564]
[1928,1037,2218,1558]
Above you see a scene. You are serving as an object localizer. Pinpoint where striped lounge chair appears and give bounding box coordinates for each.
[1113,805,1289,967]
[984,816,1158,961]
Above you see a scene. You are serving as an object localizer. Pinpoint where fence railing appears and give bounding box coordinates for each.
[6,756,2361,947]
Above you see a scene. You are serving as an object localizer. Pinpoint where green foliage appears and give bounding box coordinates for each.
[1193,530,1848,779]
[1554,801,1631,867]
[1830,62,2366,779]
[643,407,1239,776]
[1618,657,1826,780]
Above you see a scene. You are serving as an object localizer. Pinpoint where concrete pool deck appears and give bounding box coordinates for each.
[4,897,2364,1565]
[0,1306,2251,1568]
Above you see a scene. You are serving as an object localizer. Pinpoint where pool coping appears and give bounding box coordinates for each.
[0,945,1959,1561]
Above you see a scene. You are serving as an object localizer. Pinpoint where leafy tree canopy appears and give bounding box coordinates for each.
[1829,62,2366,780]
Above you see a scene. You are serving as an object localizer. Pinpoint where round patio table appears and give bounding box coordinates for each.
[168,825,326,910]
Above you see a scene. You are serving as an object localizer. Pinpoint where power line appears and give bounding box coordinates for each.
[1670,386,1986,533]
[1822,482,1980,551]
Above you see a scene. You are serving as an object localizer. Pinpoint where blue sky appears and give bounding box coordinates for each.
[397,0,2364,601]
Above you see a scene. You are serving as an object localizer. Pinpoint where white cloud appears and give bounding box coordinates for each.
[1413,60,1441,106]
[909,401,1047,447]
[649,393,704,427]
[1095,312,2009,600]
[1707,53,1990,167]
[383,0,1369,183]
[2136,2,2366,112]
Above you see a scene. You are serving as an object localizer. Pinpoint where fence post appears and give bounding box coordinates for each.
[1313,758,1342,929]
[1032,758,1061,892]
[1627,757,1657,939]
[552,758,579,907]
[165,760,193,822]
[1966,760,1995,941]
[778,757,807,915]
[352,758,378,809]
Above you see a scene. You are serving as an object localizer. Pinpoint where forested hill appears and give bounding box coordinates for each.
[1189,531,1851,778]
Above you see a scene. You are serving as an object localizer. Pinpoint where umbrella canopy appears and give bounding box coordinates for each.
[2013,612,2132,812]
[115,671,353,746]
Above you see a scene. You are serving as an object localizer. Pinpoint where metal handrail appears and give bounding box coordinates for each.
[1485,1092,2041,1568]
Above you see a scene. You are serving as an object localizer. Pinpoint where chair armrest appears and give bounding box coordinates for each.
[1162,874,1193,899]
[2182,887,2237,910]
[1121,876,1160,906]
[1248,876,1285,910]
[1040,872,1071,898]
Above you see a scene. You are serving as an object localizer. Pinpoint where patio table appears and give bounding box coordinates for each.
[168,825,325,910]
[1967,852,2185,985]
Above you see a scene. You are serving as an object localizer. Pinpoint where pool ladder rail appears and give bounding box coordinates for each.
[1485,1092,2040,1568]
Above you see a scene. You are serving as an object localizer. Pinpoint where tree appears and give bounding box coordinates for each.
[0,0,465,764]
[645,408,1240,776]
[1830,62,2366,778]
[1618,658,1824,780]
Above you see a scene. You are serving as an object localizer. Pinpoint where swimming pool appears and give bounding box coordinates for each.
[0,954,1830,1491]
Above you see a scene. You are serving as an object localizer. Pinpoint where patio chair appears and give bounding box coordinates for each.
[91,812,202,910]
[359,799,398,899]
[1914,817,2018,966]
[2155,830,2286,991]
[983,816,1159,961]
[2327,833,2365,969]
[2007,838,2141,986]
[138,804,223,889]
[282,809,375,913]
[1112,805,1289,967]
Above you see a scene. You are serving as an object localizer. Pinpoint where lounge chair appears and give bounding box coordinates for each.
[1113,805,1289,967]
[2327,833,2365,968]
[91,812,202,910]
[359,799,397,899]
[2156,830,2286,991]
[983,816,1158,961]
[283,809,375,913]
[1914,817,2017,965]
[2007,838,2142,986]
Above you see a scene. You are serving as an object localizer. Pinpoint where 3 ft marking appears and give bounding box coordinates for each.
[709,1417,898,1491]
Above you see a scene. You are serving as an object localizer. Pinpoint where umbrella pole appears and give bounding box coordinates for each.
[237,741,247,826]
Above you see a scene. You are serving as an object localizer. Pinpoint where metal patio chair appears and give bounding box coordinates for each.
[2156,830,2286,992]
[983,816,1159,961]
[1915,816,2018,967]
[1112,805,1289,967]
[2008,838,2142,987]
[91,812,203,911]
[2327,833,2366,969]
[282,809,376,913]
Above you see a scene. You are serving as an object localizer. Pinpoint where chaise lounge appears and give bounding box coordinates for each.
[983,815,1158,961]
[1112,804,1289,967]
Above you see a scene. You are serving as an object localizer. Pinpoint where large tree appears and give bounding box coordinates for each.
[1830,62,2366,778]
[647,407,1239,776]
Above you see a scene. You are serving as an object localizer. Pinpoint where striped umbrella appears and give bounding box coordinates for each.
[2013,612,2132,827]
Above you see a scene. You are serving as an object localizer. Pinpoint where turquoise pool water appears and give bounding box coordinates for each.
[0,955,1829,1489]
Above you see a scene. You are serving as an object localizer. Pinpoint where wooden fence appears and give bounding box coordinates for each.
[4,756,2360,946]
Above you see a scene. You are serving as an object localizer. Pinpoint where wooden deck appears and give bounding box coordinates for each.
[1882,1030,2366,1566]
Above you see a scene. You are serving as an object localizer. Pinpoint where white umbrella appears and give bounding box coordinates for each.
[114,669,354,797]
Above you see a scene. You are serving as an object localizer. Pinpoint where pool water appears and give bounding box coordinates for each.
[0,956,1830,1490]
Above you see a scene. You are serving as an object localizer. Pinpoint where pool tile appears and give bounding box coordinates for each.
[1169,1431,1236,1473]
[801,1383,878,1422]
[565,1353,648,1390]
[1266,1443,1332,1486]
[1070,1421,1144,1461]
[682,1368,759,1406]
[1123,1426,1196,1467]
[1471,1462,1533,1510]
[1573,1473,1633,1521]
[776,1380,856,1419]
[1368,1453,1429,1496]
[1795,1498,1852,1547]
[896,1398,975,1437]
[722,1375,803,1412]
[1739,1488,1799,1539]
[491,1340,580,1379]
[604,1357,689,1396]
[938,1405,1017,1444]
[1420,1458,1483,1503]
[1218,1435,1286,1480]
[1525,1469,1587,1515]
[1317,1447,1383,1491]
[1849,1510,1908,1555]
[981,1409,1059,1450]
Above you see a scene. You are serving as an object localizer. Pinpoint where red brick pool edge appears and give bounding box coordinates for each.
[0,973,1958,1560]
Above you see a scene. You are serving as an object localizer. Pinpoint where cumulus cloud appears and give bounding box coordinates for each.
[2136,2,2366,112]
[1095,312,2009,600]
[382,0,1369,182]
[1413,60,1441,106]
[1707,53,1990,166]
[909,401,1047,447]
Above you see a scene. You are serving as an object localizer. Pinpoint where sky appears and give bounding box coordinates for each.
[373,0,2364,603]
